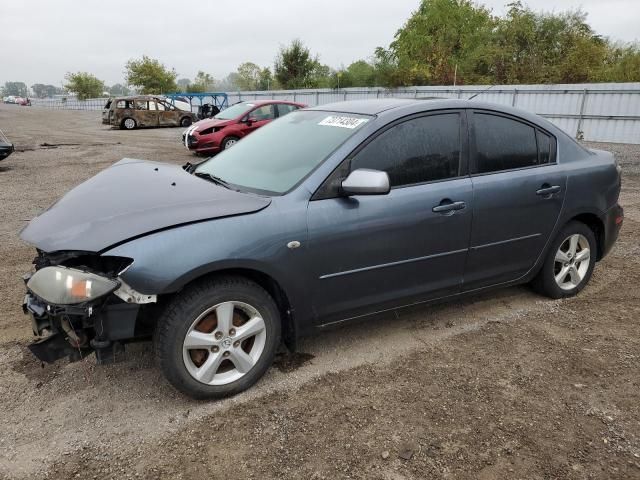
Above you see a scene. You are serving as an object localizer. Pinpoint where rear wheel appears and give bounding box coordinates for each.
[122,118,136,130]
[221,136,239,150]
[154,276,281,399]
[531,221,596,299]
[180,116,192,127]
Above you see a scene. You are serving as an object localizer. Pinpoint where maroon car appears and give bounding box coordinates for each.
[182,100,306,154]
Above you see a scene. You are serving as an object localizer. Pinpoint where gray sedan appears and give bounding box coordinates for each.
[20,99,623,399]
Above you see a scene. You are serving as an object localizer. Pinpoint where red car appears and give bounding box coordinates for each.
[182,100,306,154]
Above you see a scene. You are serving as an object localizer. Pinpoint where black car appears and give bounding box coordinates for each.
[0,129,14,160]
[20,99,623,399]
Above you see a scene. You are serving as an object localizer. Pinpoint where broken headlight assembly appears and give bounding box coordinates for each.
[26,266,120,305]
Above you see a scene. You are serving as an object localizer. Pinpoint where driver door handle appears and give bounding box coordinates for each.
[536,185,561,196]
[432,200,466,213]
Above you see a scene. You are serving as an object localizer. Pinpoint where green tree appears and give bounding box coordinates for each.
[64,72,105,100]
[124,56,177,94]
[187,71,216,93]
[109,83,131,96]
[258,67,274,90]
[345,60,377,87]
[236,62,262,90]
[31,84,60,98]
[389,0,495,85]
[274,39,319,89]
[2,82,28,97]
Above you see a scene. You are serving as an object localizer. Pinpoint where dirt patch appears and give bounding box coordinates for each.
[0,105,639,479]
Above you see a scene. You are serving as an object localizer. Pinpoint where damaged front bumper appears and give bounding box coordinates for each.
[22,269,156,365]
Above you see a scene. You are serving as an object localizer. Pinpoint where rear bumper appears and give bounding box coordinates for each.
[600,203,623,259]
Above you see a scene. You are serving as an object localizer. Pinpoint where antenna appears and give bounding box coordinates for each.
[468,84,496,100]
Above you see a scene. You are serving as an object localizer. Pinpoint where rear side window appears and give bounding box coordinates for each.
[474,113,538,173]
[350,113,461,188]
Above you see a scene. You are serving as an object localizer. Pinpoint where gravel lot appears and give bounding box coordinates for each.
[0,104,638,480]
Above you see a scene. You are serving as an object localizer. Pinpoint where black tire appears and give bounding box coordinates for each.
[180,116,192,127]
[154,276,281,399]
[221,136,239,150]
[121,117,137,130]
[531,221,597,299]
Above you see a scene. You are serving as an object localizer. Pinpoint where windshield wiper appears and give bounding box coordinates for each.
[194,171,232,189]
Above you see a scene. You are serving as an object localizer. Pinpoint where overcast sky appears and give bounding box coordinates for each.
[1,0,638,87]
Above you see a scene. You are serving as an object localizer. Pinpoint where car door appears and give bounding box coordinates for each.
[134,99,158,127]
[157,100,179,126]
[306,111,473,325]
[463,110,566,290]
[243,104,276,135]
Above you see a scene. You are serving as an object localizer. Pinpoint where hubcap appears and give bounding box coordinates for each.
[182,301,266,385]
[554,233,591,290]
[225,139,237,148]
[124,119,135,129]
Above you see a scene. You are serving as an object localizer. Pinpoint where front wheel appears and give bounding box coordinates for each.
[180,116,192,127]
[221,136,239,150]
[154,276,281,399]
[531,221,597,299]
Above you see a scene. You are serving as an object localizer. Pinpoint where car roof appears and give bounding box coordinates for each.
[307,98,560,130]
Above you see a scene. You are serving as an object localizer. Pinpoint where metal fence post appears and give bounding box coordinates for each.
[576,89,588,139]
[512,89,518,107]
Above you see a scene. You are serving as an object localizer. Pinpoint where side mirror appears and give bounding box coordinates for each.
[341,169,390,196]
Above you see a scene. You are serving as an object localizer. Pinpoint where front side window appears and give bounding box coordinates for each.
[195,110,370,194]
[249,104,276,121]
[474,113,538,173]
[350,113,461,188]
[277,104,298,116]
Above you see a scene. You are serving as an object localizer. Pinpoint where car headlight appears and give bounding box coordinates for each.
[27,266,120,305]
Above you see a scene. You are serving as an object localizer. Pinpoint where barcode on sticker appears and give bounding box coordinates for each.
[318,116,368,129]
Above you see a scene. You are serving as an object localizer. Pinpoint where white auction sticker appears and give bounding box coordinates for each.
[318,115,368,129]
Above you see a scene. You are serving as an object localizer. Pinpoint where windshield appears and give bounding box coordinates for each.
[214,102,255,120]
[195,110,371,194]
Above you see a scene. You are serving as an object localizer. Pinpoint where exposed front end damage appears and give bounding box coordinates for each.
[23,250,157,364]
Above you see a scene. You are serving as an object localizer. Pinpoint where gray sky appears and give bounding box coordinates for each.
[1,0,638,87]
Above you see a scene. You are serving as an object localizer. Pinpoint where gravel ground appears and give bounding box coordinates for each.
[0,104,638,479]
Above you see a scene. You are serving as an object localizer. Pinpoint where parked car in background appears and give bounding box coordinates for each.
[102,95,196,130]
[159,96,191,112]
[0,130,14,160]
[16,97,31,106]
[20,99,622,399]
[3,96,16,104]
[182,100,306,154]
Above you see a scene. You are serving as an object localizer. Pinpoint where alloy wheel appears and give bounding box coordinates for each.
[553,233,591,290]
[182,301,266,385]
[124,118,135,129]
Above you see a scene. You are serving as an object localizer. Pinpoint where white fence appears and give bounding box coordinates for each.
[28,83,640,144]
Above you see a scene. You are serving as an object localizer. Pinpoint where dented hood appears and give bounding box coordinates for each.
[20,158,271,252]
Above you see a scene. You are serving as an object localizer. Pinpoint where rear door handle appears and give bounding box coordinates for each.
[536,185,561,196]
[432,200,466,213]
